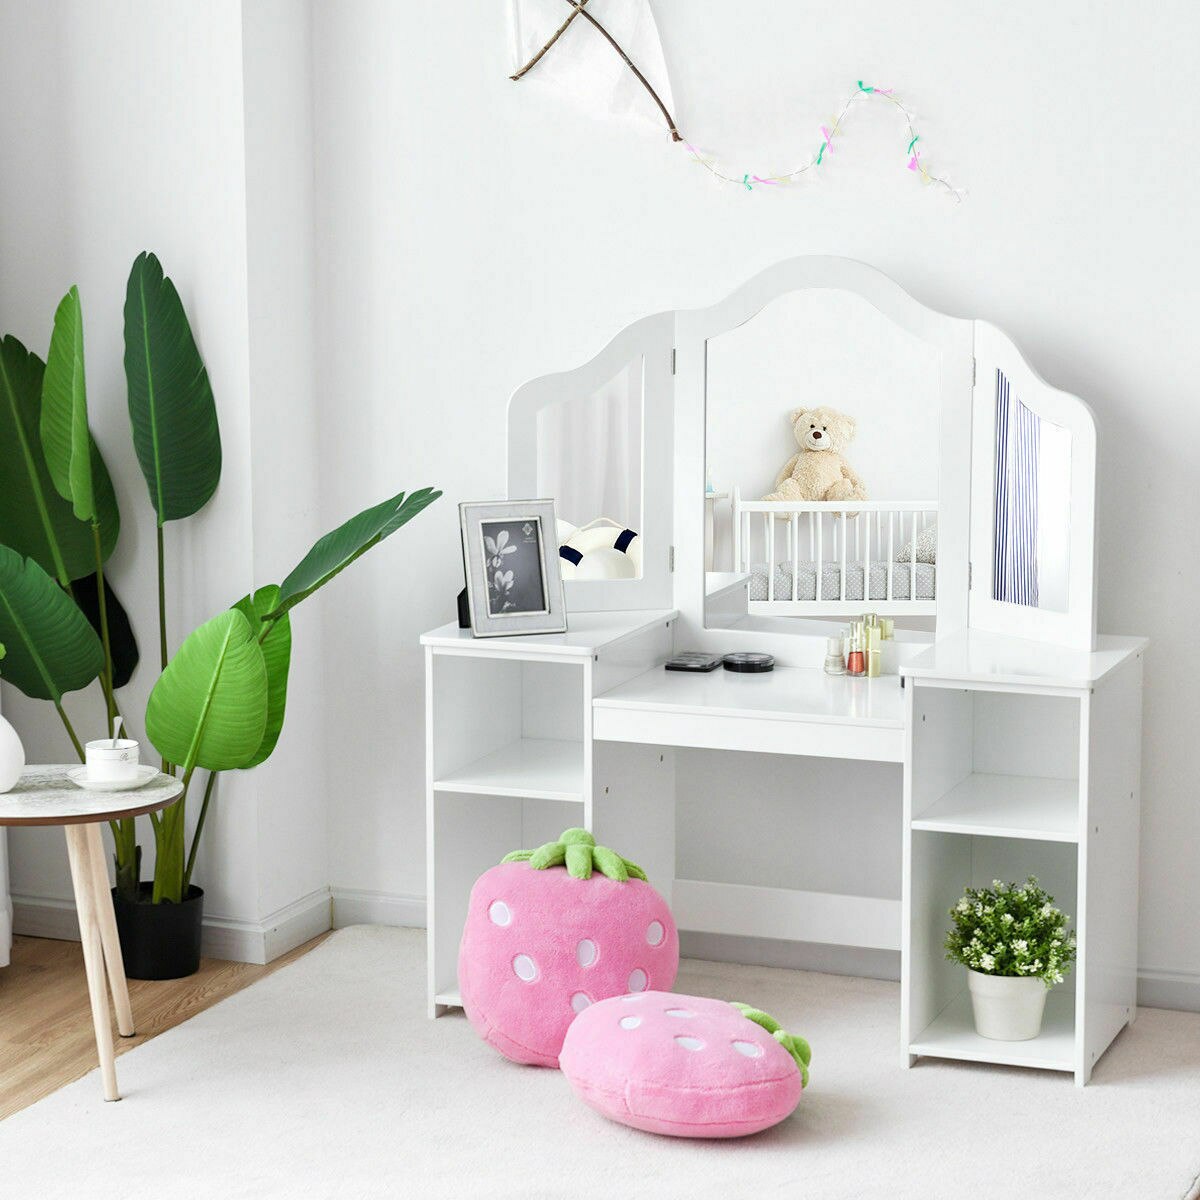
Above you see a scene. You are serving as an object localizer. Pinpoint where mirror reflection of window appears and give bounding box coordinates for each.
[536,358,644,579]
[991,371,1071,612]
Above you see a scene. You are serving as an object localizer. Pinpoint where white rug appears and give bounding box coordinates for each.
[3,926,1199,1200]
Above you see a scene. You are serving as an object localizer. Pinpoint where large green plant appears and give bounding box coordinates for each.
[0,253,441,906]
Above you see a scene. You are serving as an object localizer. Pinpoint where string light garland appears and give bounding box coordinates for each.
[510,11,961,201]
[683,81,962,200]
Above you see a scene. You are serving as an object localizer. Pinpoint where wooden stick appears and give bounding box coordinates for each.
[510,0,591,81]
[510,0,683,142]
[565,1,682,141]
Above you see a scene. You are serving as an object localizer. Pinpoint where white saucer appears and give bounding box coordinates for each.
[67,764,159,792]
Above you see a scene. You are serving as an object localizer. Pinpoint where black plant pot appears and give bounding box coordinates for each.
[112,883,204,980]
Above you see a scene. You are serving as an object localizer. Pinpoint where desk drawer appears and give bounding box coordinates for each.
[592,704,904,762]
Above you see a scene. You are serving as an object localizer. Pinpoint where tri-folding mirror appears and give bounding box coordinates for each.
[508,258,1097,653]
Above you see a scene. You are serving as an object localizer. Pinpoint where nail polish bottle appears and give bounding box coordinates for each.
[846,626,866,676]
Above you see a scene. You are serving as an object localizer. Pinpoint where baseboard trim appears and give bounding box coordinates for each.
[330,887,426,929]
[1137,966,1200,1013]
[11,888,332,966]
[12,883,1200,1012]
[200,889,333,965]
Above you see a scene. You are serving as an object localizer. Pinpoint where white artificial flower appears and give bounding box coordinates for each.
[1012,939,1028,954]
[1001,912,1015,925]
[980,953,996,971]
[956,899,971,914]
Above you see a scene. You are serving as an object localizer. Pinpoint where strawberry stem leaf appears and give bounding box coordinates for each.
[500,826,648,882]
[731,1002,812,1086]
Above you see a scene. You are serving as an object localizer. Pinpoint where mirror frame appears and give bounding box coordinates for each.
[508,311,675,611]
[968,321,1097,651]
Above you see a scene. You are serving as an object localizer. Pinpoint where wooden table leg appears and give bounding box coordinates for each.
[84,823,135,1038]
[64,825,120,1102]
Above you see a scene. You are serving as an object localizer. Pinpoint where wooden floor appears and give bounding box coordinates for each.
[0,932,329,1119]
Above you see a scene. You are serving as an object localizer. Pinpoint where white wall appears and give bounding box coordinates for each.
[0,0,328,956]
[311,0,1200,1001]
[2,1,1197,1002]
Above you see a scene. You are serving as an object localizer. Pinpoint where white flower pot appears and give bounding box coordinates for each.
[0,714,25,794]
[967,968,1049,1041]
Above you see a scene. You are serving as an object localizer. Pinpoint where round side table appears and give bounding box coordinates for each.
[0,765,183,1102]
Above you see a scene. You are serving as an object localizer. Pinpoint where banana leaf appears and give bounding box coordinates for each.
[72,573,140,689]
[265,487,442,619]
[232,584,291,768]
[124,252,221,524]
[145,609,267,775]
[40,286,121,544]
[0,336,115,583]
[0,545,104,702]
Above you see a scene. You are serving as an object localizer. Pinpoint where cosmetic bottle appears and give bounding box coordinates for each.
[823,634,845,675]
[866,625,882,677]
[846,626,866,676]
[879,618,897,675]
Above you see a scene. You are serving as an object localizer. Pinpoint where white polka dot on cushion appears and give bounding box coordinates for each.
[664,1008,695,1018]
[620,993,644,1003]
[488,900,512,926]
[512,954,538,982]
[619,1015,641,1030]
[674,1036,704,1051]
[627,968,648,993]
[576,938,597,967]
[571,992,592,1014]
[646,920,665,946]
[732,1040,764,1058]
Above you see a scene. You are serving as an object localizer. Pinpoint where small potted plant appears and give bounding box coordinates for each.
[944,877,1076,1041]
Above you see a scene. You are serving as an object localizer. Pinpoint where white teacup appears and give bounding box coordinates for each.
[85,739,140,783]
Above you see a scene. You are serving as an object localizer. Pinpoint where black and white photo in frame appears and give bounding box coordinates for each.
[459,499,567,636]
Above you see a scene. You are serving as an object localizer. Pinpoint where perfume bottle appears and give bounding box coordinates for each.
[866,625,882,677]
[823,634,845,675]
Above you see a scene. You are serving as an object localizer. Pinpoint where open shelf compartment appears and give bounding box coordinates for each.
[430,654,586,802]
[906,830,1079,1075]
[910,686,1082,841]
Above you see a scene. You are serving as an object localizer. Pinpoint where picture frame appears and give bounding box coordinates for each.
[459,499,567,637]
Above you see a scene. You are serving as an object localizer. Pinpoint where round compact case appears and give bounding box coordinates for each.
[722,652,775,673]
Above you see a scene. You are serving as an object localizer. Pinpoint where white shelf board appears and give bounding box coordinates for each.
[421,609,677,659]
[433,738,585,801]
[434,988,462,1008]
[902,629,1147,690]
[911,773,1079,842]
[910,988,1075,1072]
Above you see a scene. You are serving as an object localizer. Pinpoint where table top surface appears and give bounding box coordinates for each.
[0,765,184,826]
[421,609,678,658]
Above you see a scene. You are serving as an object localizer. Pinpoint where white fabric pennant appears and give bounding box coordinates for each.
[508,0,675,131]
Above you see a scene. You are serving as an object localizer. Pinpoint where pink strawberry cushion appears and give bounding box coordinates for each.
[559,993,811,1138]
[458,828,678,1067]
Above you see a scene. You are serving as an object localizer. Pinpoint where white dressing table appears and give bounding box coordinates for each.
[426,258,1146,1086]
